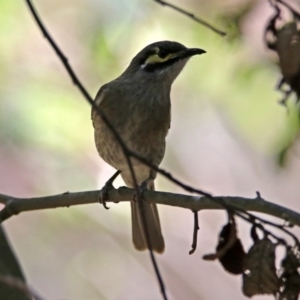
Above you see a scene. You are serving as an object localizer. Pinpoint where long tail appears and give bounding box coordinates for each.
[131,183,165,253]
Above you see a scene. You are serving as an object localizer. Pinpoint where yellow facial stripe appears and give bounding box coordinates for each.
[145,53,176,64]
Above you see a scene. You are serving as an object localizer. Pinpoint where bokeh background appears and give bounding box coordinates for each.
[0,0,300,299]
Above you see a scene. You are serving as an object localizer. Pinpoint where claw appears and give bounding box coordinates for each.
[99,183,113,209]
[99,170,121,209]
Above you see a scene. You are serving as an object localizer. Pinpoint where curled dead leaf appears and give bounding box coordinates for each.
[242,237,280,297]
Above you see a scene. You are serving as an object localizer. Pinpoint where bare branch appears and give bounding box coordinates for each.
[24,1,168,298]
[189,211,200,255]
[0,190,299,226]
[153,0,226,36]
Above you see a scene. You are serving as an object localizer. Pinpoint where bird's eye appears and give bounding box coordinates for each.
[158,49,168,58]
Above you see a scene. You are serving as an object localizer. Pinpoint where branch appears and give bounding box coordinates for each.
[153,0,226,36]
[24,1,167,297]
[0,189,299,226]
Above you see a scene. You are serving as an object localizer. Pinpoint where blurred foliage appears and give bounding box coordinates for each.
[218,0,258,41]
[1,0,299,171]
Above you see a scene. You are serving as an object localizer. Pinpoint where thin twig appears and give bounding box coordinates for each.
[276,0,300,19]
[131,156,211,197]
[241,211,300,247]
[231,211,288,246]
[153,0,226,36]
[24,1,167,299]
[189,211,200,255]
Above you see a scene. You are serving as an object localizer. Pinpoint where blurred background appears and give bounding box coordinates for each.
[0,0,300,299]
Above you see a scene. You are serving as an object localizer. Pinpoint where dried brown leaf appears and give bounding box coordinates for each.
[265,2,300,103]
[242,238,280,297]
[203,218,245,275]
[278,248,300,300]
[217,222,245,275]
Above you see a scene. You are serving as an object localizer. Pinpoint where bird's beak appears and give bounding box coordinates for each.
[185,48,206,57]
[175,48,206,59]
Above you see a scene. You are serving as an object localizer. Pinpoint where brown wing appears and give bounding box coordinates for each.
[91,84,108,128]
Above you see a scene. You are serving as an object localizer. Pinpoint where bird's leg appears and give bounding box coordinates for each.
[99,170,121,209]
[133,176,154,203]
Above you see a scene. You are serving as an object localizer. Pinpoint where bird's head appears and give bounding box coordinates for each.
[123,41,206,84]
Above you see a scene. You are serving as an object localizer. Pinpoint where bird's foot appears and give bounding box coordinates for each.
[99,170,121,209]
[133,180,149,203]
[99,182,113,209]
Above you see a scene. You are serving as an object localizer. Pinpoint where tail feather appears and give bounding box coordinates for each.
[131,185,164,253]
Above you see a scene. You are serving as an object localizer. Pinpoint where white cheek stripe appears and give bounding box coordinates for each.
[140,64,167,75]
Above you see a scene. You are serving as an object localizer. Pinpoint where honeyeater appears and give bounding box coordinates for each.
[92,41,205,253]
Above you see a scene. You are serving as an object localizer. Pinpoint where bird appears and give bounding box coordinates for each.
[92,41,205,253]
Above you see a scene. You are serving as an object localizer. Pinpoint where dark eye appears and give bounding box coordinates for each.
[158,49,168,58]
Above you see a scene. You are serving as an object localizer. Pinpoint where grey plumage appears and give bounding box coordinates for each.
[92,41,205,253]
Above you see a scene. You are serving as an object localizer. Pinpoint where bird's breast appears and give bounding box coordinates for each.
[93,86,170,170]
